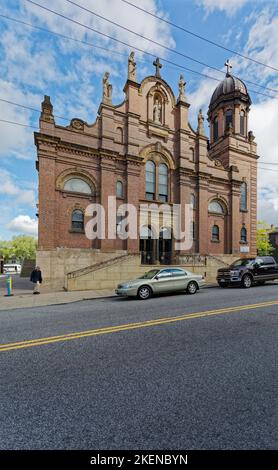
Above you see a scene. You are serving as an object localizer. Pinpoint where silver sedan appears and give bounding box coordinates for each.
[115,267,205,300]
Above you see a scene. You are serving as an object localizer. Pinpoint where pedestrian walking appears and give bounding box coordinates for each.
[30,266,42,294]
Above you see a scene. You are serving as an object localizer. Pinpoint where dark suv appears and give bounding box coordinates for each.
[217,256,278,288]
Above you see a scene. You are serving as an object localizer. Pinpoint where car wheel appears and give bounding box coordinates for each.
[187,281,198,295]
[241,274,252,288]
[137,285,152,300]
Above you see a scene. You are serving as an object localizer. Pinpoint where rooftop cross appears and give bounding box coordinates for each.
[225,59,233,76]
[153,57,162,78]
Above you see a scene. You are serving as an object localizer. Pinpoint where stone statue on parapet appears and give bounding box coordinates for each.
[178,75,186,101]
[128,51,136,81]
[197,109,205,136]
[102,72,112,104]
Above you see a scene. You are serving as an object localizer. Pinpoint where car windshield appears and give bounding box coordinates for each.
[139,269,160,279]
[230,259,255,267]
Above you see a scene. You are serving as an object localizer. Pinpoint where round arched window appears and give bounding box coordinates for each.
[208,200,225,214]
[145,161,156,201]
[158,163,168,202]
[240,110,245,136]
[240,226,247,243]
[225,109,233,129]
[116,181,123,198]
[71,210,84,231]
[240,182,247,211]
[64,178,92,194]
[213,116,218,141]
[212,225,220,241]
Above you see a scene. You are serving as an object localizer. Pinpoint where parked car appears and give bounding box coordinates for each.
[217,256,278,288]
[3,264,22,274]
[115,267,205,300]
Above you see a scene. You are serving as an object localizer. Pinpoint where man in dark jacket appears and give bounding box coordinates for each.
[30,266,43,294]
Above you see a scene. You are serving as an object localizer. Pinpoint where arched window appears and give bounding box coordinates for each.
[213,116,218,141]
[225,109,233,130]
[212,225,219,241]
[71,210,84,232]
[116,181,123,198]
[240,226,247,243]
[158,163,168,202]
[240,110,245,136]
[191,194,196,209]
[208,200,225,214]
[64,178,92,194]
[240,182,247,211]
[145,160,156,200]
[190,148,195,162]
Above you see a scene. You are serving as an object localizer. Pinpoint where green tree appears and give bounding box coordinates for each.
[1,236,37,263]
[256,221,274,256]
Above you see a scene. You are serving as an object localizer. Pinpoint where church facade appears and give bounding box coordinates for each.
[35,55,258,286]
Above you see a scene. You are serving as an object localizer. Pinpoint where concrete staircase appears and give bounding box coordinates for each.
[65,253,237,292]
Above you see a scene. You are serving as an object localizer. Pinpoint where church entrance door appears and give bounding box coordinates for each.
[159,227,173,265]
[140,226,156,265]
[140,226,173,265]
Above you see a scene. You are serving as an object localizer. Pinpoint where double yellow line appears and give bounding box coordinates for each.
[1,299,278,353]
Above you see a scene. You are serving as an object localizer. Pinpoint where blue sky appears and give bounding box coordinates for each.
[0,0,278,240]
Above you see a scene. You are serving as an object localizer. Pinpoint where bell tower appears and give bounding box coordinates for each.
[207,60,258,257]
[208,59,252,162]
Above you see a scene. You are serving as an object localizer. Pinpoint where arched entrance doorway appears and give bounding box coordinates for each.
[140,225,173,265]
[140,225,156,265]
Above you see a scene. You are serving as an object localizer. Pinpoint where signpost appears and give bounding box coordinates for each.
[5,275,14,297]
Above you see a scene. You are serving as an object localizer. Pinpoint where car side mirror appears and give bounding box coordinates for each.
[154,275,159,280]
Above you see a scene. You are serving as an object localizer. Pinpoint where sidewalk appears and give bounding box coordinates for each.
[0,284,219,311]
[0,288,116,311]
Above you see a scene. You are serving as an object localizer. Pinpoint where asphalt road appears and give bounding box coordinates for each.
[0,284,278,450]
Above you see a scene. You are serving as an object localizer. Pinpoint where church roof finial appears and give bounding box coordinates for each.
[225,59,232,77]
[153,57,162,78]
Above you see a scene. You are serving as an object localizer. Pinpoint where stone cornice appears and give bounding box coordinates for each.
[34,132,60,147]
[209,140,259,161]
[123,79,140,93]
[97,102,115,116]
[126,154,144,166]
[176,99,190,109]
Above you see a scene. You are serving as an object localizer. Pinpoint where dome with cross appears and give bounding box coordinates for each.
[209,60,251,112]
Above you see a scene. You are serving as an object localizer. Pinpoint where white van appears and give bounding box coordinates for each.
[3,264,22,274]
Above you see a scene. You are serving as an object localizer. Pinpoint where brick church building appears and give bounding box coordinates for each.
[35,55,258,289]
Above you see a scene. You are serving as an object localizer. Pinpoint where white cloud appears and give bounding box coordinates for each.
[7,215,38,236]
[23,0,175,56]
[0,168,36,206]
[197,0,249,15]
[249,98,278,224]
[0,80,40,160]
[0,0,176,152]
[187,7,278,225]
[188,76,217,129]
